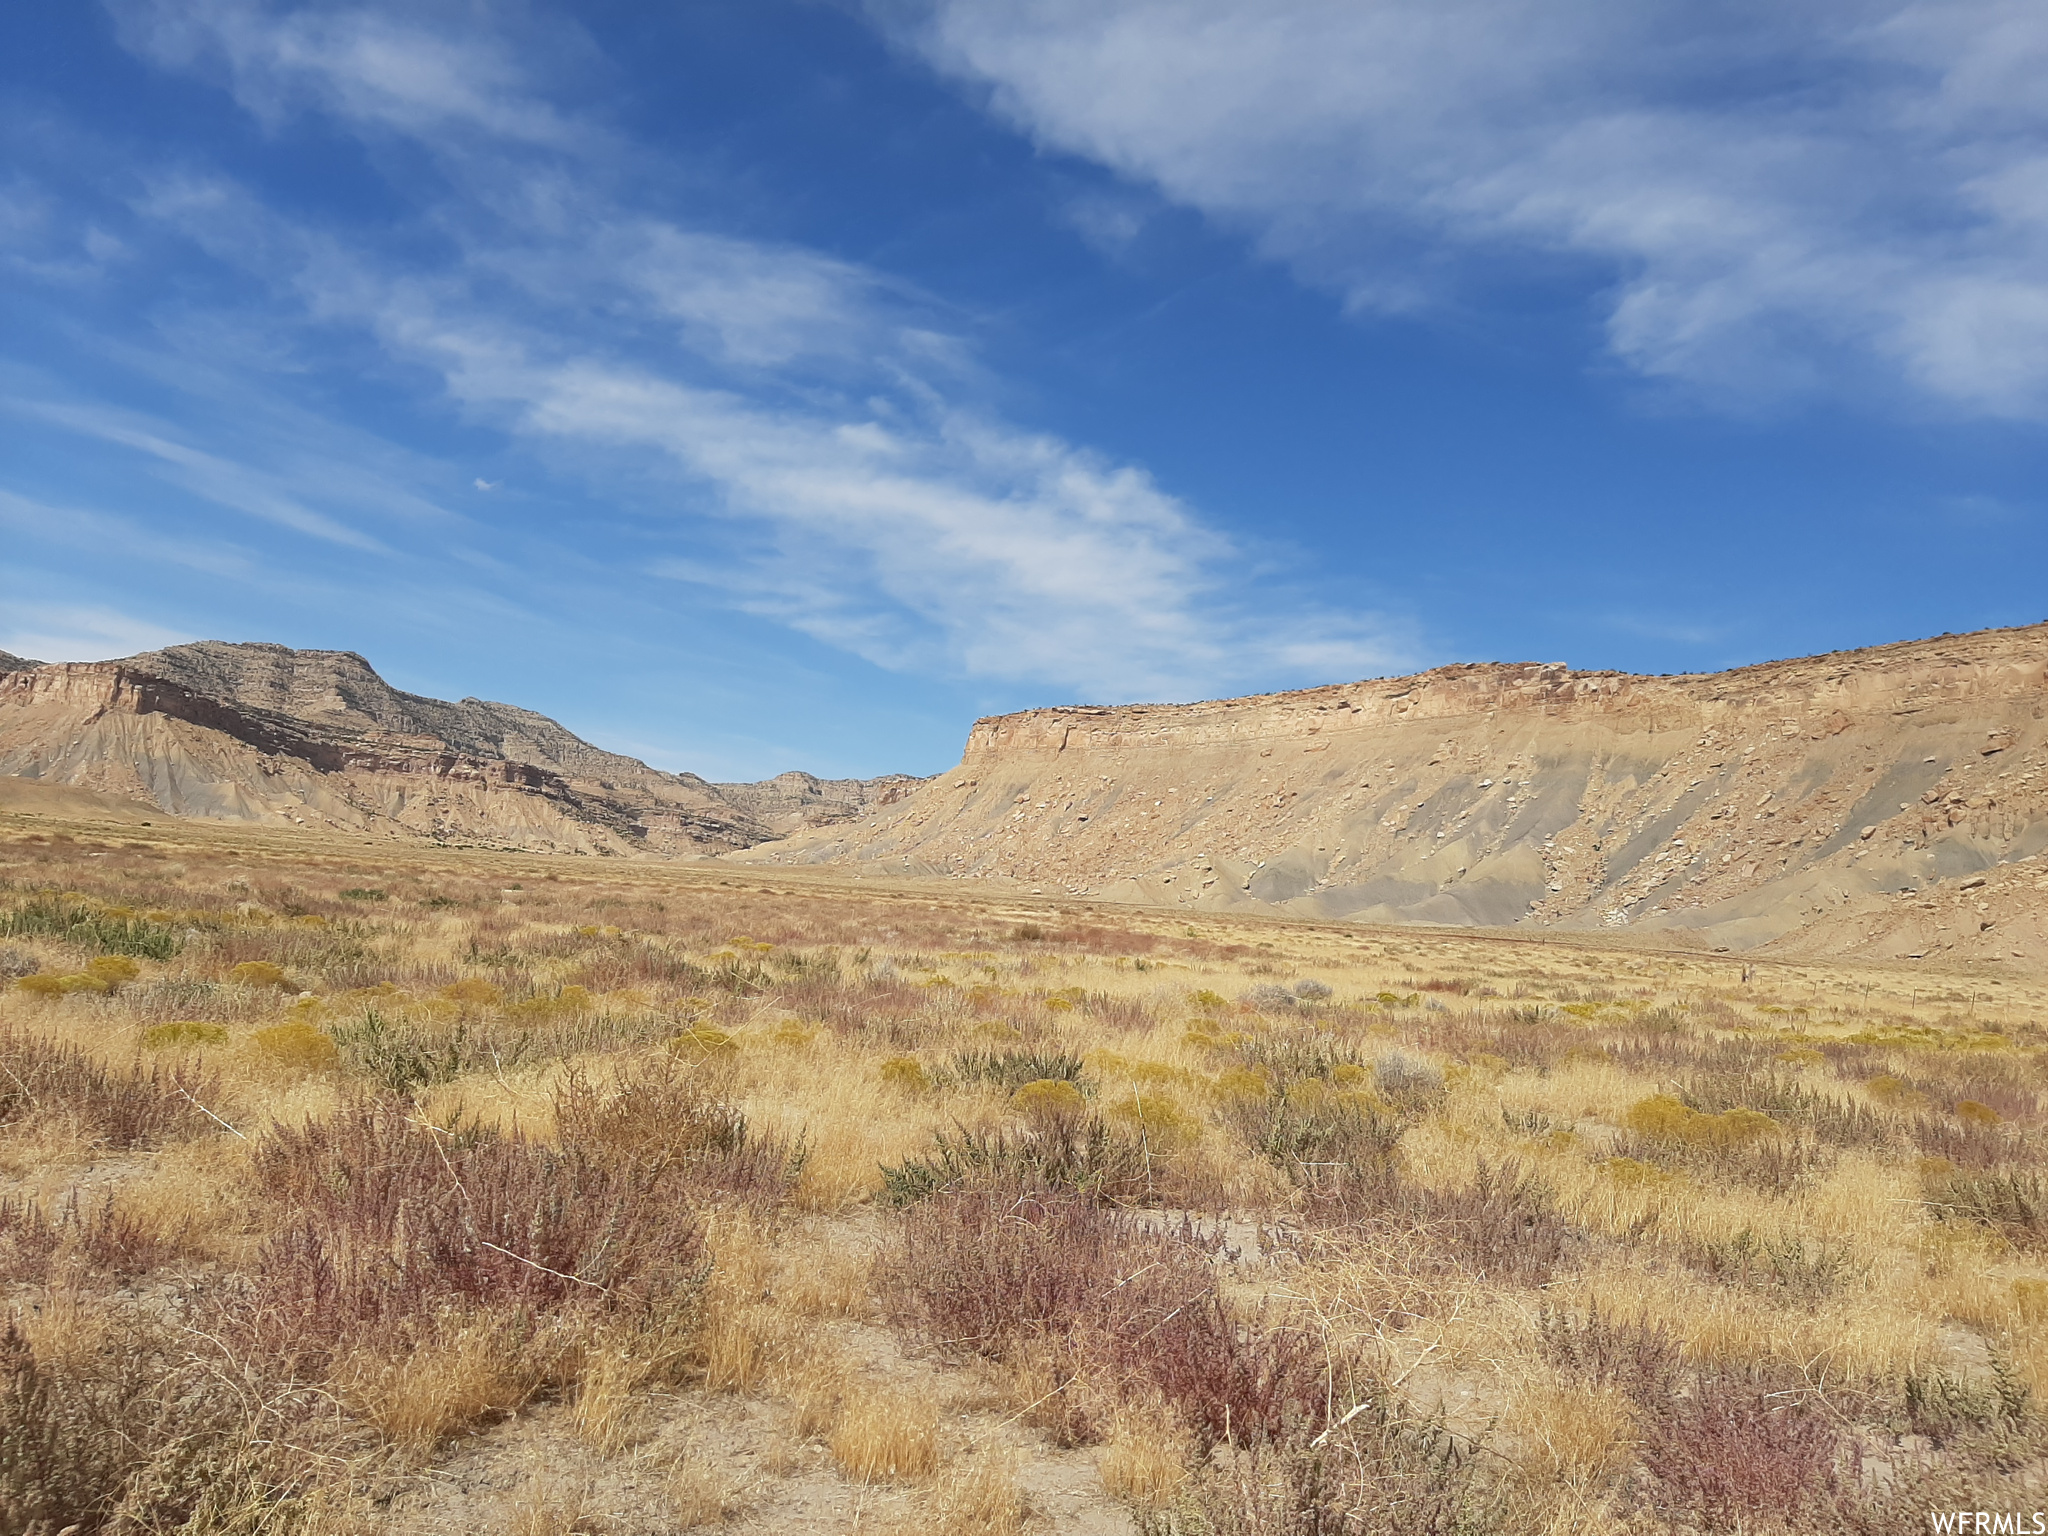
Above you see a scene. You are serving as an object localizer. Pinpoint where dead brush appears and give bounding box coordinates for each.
[1147,1397,1504,1536]
[0,1029,223,1151]
[0,1188,168,1284]
[1416,1010,1582,1070]
[1912,1111,2030,1169]
[768,968,936,1042]
[1536,1307,1865,1529]
[1634,1366,1861,1532]
[551,1061,804,1204]
[1923,1167,2048,1246]
[0,1317,307,1536]
[232,1095,718,1379]
[884,1183,1329,1451]
[1311,1158,1573,1289]
[1227,1087,1406,1191]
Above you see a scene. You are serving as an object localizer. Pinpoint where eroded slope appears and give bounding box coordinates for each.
[732,624,2048,959]
[0,642,915,856]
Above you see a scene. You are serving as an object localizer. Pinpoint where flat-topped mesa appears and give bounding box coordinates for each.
[734,622,2048,966]
[0,641,921,855]
[965,628,2048,760]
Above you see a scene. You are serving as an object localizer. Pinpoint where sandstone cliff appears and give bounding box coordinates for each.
[730,624,2048,963]
[0,642,917,856]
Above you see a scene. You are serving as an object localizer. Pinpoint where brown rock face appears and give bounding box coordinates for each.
[730,623,2048,961]
[0,642,916,856]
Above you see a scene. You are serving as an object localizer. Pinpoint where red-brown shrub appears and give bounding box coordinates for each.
[237,1094,730,1369]
[886,1186,1328,1450]
[0,1189,167,1284]
[0,1030,222,1150]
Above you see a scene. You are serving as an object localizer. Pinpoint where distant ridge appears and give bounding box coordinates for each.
[0,641,919,856]
[731,622,2048,963]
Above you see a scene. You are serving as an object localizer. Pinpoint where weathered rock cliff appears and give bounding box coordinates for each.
[0,642,916,855]
[730,624,2048,962]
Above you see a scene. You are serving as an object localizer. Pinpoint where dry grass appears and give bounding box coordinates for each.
[922,1445,1023,1535]
[3,813,2046,1530]
[1097,1408,1192,1509]
[665,1455,751,1528]
[827,1382,942,1482]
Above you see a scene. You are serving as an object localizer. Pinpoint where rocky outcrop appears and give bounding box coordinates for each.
[730,623,2048,962]
[711,769,925,830]
[0,642,917,856]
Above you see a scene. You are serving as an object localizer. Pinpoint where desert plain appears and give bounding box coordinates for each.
[2,804,2044,1534]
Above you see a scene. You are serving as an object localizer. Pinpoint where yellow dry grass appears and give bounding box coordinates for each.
[828,1382,942,1483]
[3,808,2045,1528]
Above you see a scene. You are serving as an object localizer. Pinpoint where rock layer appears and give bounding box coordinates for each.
[731,624,2048,961]
[0,642,918,856]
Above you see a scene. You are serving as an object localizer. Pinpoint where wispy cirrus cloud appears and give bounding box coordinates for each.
[90,0,1402,699]
[880,0,2048,418]
[0,487,258,577]
[110,0,582,146]
[0,602,195,663]
[9,397,393,552]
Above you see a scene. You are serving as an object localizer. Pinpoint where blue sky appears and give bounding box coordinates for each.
[3,1,2045,781]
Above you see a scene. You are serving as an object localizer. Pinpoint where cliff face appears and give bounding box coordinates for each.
[0,642,915,856]
[730,624,2048,962]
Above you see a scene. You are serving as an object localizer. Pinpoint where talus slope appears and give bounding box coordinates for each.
[0,642,917,856]
[729,624,2048,962]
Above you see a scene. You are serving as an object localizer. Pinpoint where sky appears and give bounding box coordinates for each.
[3,1,2045,781]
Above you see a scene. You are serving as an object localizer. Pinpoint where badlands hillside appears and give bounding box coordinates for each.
[733,623,2048,965]
[0,642,917,855]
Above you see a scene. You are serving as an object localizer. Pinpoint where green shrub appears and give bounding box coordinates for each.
[248,1021,339,1074]
[86,955,139,990]
[1625,1094,1778,1150]
[330,1009,502,1092]
[1010,1077,1085,1115]
[880,1118,1150,1207]
[952,1048,1087,1093]
[142,1021,229,1051]
[670,1025,737,1057]
[0,896,180,959]
[880,1056,930,1093]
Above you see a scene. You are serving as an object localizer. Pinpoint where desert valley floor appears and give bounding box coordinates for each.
[3,805,2046,1533]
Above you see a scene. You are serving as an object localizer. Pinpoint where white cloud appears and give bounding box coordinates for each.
[0,488,258,576]
[102,0,1403,699]
[0,602,194,663]
[110,0,578,146]
[338,271,1395,696]
[8,396,391,551]
[883,0,2048,417]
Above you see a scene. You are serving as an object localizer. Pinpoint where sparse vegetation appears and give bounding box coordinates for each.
[0,816,2044,1529]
